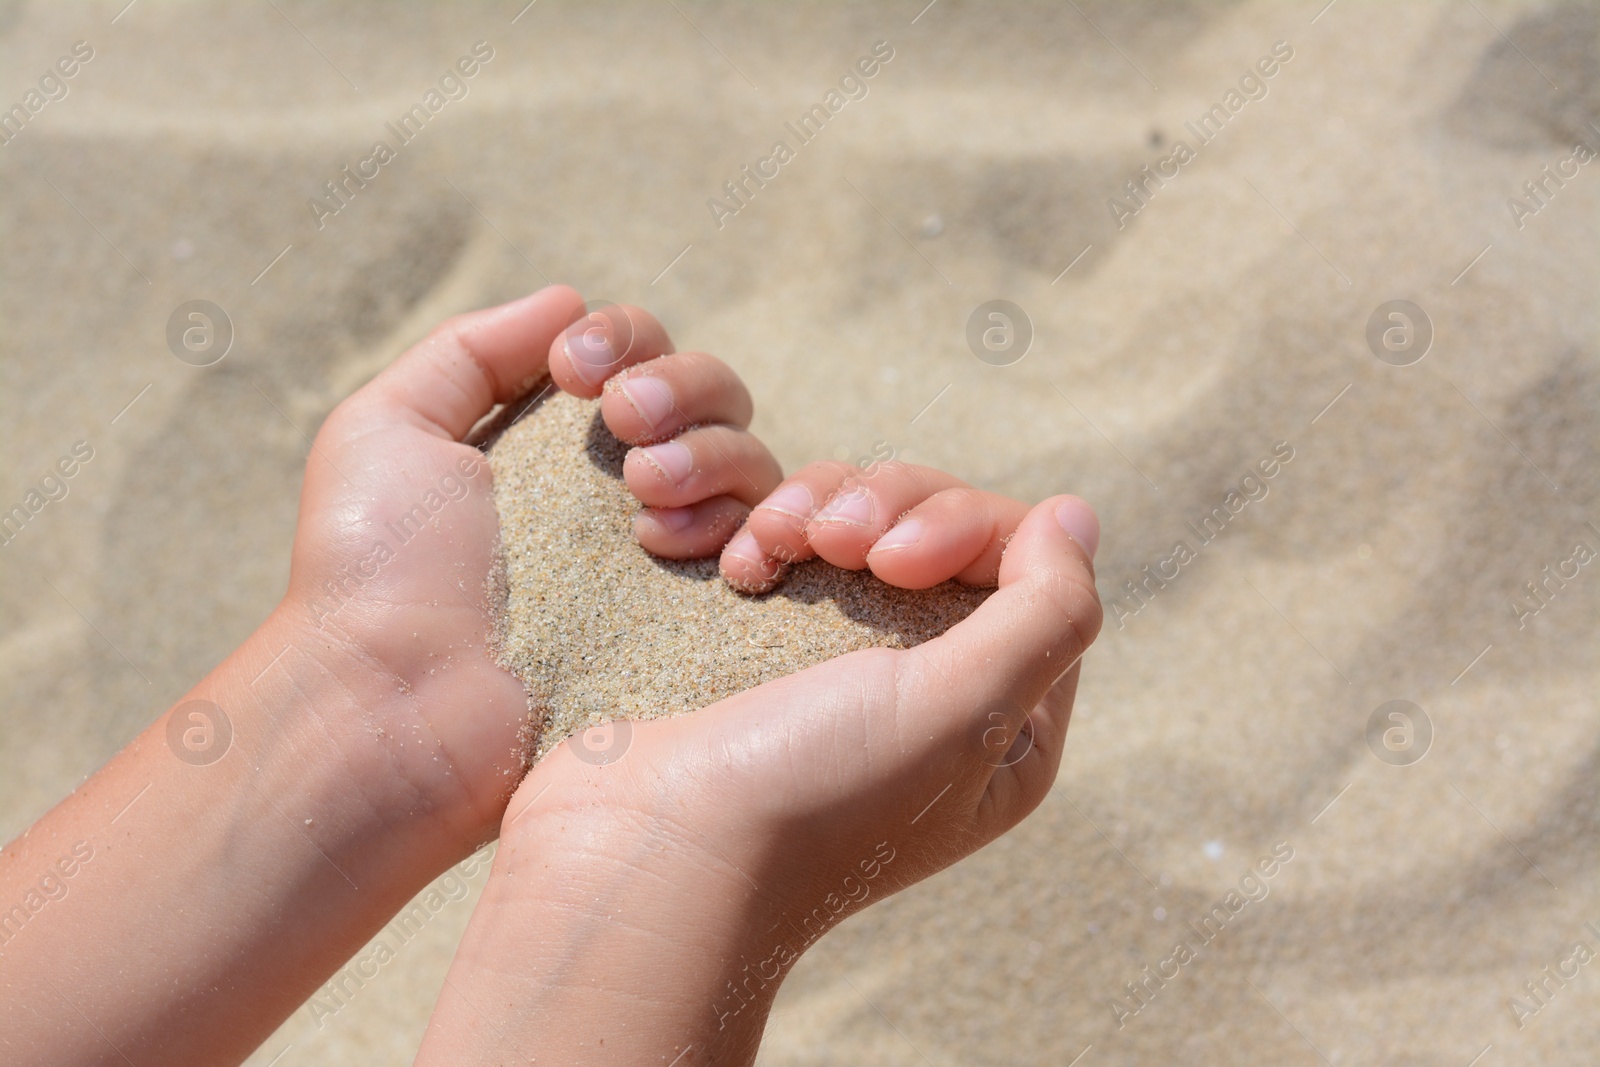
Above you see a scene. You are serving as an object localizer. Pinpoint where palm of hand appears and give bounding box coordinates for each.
[507,527,1088,928]
[282,408,534,837]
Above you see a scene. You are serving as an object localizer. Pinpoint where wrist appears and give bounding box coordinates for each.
[0,611,493,1066]
[205,609,494,876]
[420,789,795,1065]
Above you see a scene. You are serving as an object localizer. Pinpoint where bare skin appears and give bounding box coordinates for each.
[415,491,1100,1065]
[0,285,1103,1067]
[0,288,785,1066]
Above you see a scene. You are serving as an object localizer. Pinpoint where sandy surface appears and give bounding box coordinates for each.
[1,1,1597,1063]
[485,385,988,760]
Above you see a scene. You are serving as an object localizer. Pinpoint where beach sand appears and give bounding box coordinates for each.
[484,384,989,760]
[1,1,1596,1063]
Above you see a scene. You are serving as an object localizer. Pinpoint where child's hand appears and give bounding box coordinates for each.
[721,461,1072,592]
[420,484,1102,1064]
[280,287,781,844]
[550,310,784,560]
[0,286,789,1067]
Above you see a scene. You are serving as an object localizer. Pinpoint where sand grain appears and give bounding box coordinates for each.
[486,385,990,760]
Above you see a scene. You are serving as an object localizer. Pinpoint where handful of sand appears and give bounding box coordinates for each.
[484,384,992,761]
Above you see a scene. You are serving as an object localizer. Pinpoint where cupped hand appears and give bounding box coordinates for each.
[273,286,780,847]
[473,489,1100,1011]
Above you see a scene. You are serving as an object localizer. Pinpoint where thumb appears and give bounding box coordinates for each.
[901,495,1102,741]
[359,284,587,441]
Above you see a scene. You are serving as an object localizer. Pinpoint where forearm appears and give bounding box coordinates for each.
[0,612,482,1066]
[416,801,787,1066]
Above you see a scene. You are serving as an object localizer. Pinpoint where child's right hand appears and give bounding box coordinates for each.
[721,461,1097,593]
[426,482,1102,1064]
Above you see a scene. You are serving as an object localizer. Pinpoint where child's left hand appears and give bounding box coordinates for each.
[276,286,784,846]
[0,285,787,1067]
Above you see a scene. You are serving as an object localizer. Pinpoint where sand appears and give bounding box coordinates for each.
[1,1,1597,1064]
[483,384,990,760]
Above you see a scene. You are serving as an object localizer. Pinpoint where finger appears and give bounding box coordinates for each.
[741,461,861,570]
[719,526,789,594]
[633,496,750,559]
[865,487,1031,589]
[1024,664,1083,777]
[549,304,675,397]
[362,285,586,440]
[806,462,971,570]
[623,425,783,508]
[905,495,1101,739]
[599,352,754,445]
[976,657,1084,830]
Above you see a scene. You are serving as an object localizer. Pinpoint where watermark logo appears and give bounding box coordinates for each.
[1365,300,1431,366]
[705,41,895,231]
[1,439,94,548]
[166,300,233,367]
[166,699,233,766]
[567,719,632,766]
[1510,535,1596,629]
[1365,699,1431,766]
[1111,441,1295,629]
[1507,140,1596,230]
[713,840,897,1031]
[307,41,495,231]
[1109,841,1296,1029]
[0,40,94,148]
[971,699,1032,767]
[563,299,639,380]
[0,840,95,947]
[966,299,1032,366]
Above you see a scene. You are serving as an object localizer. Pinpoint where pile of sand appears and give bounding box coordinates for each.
[484,384,991,760]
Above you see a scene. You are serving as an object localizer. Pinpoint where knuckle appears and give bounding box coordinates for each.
[1030,569,1103,657]
[429,315,474,360]
[429,316,501,396]
[314,401,360,448]
[682,349,728,375]
[795,459,855,483]
[935,485,989,510]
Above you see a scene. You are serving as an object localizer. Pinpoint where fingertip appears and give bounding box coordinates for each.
[1052,495,1099,561]
[746,485,815,566]
[369,283,588,441]
[547,302,654,396]
[864,519,947,590]
[756,482,815,522]
[535,284,587,322]
[721,528,785,594]
[499,285,586,391]
[636,505,695,536]
[603,371,676,443]
[912,495,1102,725]
[1001,495,1097,574]
[994,496,1102,633]
[551,328,616,396]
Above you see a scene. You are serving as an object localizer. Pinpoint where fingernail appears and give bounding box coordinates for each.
[618,375,675,430]
[724,529,765,565]
[724,530,781,585]
[815,486,873,526]
[647,506,694,533]
[638,441,694,485]
[564,325,616,385]
[758,484,814,520]
[1054,497,1099,559]
[870,518,923,553]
